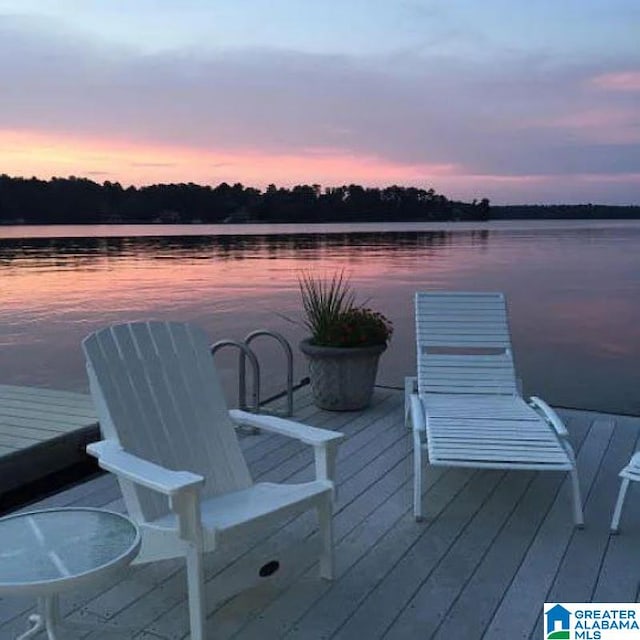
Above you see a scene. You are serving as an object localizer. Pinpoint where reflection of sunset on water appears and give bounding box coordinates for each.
[2,223,639,414]
[1,230,486,312]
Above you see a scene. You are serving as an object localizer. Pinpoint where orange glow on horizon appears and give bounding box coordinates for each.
[3,127,639,204]
[0,128,456,189]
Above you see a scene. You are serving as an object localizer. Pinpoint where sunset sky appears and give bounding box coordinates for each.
[1,0,639,204]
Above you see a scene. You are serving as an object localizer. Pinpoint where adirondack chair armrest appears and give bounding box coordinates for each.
[229,409,344,485]
[528,396,569,438]
[87,440,205,496]
[229,410,344,446]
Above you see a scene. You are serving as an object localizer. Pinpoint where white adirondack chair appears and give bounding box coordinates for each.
[408,292,583,526]
[82,321,344,640]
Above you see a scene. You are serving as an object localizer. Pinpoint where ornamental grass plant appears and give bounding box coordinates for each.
[299,271,393,348]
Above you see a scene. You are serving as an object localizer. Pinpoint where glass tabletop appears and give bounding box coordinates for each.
[0,508,140,589]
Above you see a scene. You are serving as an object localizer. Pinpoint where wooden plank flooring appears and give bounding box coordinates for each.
[1,387,640,639]
[0,385,98,493]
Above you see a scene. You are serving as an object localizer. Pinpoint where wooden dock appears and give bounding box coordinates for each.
[0,384,98,495]
[1,386,640,639]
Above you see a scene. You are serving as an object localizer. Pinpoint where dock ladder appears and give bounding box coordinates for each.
[210,330,294,420]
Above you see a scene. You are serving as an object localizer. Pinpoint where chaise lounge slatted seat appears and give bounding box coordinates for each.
[408,291,584,526]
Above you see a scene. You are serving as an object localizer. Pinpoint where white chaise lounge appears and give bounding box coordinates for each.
[610,453,640,533]
[408,291,584,526]
[83,321,344,640]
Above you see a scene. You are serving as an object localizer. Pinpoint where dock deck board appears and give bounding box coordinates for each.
[0,384,98,494]
[1,386,639,639]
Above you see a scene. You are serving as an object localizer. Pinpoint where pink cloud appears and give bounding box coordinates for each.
[526,107,640,144]
[590,71,640,92]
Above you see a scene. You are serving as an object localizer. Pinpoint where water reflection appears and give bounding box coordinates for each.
[0,229,491,269]
[1,223,639,415]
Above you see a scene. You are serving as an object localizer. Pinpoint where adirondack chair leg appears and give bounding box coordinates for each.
[569,467,584,528]
[315,443,339,501]
[185,544,206,640]
[317,493,334,579]
[172,490,206,640]
[413,430,424,522]
[610,477,631,534]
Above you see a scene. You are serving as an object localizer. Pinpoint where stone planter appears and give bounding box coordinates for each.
[299,338,386,411]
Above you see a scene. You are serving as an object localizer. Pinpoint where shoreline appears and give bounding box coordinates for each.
[2,218,640,239]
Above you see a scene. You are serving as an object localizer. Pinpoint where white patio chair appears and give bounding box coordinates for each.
[83,321,344,640]
[610,453,640,533]
[408,292,583,526]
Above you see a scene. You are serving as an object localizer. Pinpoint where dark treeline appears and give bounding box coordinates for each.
[1,174,638,225]
[0,174,489,224]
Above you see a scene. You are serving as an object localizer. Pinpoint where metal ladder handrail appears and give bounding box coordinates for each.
[210,340,260,413]
[210,330,294,417]
[242,330,294,417]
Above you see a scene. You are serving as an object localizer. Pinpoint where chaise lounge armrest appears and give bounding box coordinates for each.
[528,396,569,438]
[87,440,205,496]
[408,393,426,433]
[229,410,344,446]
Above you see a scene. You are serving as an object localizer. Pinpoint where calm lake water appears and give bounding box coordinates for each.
[1,220,639,415]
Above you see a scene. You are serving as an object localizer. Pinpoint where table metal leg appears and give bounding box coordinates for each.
[16,609,45,640]
[16,595,63,640]
[43,595,61,640]
[16,596,53,640]
[17,594,136,639]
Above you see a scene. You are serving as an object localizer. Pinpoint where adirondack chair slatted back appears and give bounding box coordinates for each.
[415,292,519,396]
[83,321,252,522]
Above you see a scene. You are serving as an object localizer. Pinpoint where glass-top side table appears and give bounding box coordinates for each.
[0,507,140,640]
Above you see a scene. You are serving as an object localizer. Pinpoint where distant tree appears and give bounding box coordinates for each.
[0,173,521,225]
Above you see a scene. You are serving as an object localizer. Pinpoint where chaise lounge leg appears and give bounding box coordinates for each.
[611,477,631,534]
[317,494,334,579]
[404,377,417,428]
[558,437,583,529]
[413,429,424,522]
[569,467,584,528]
